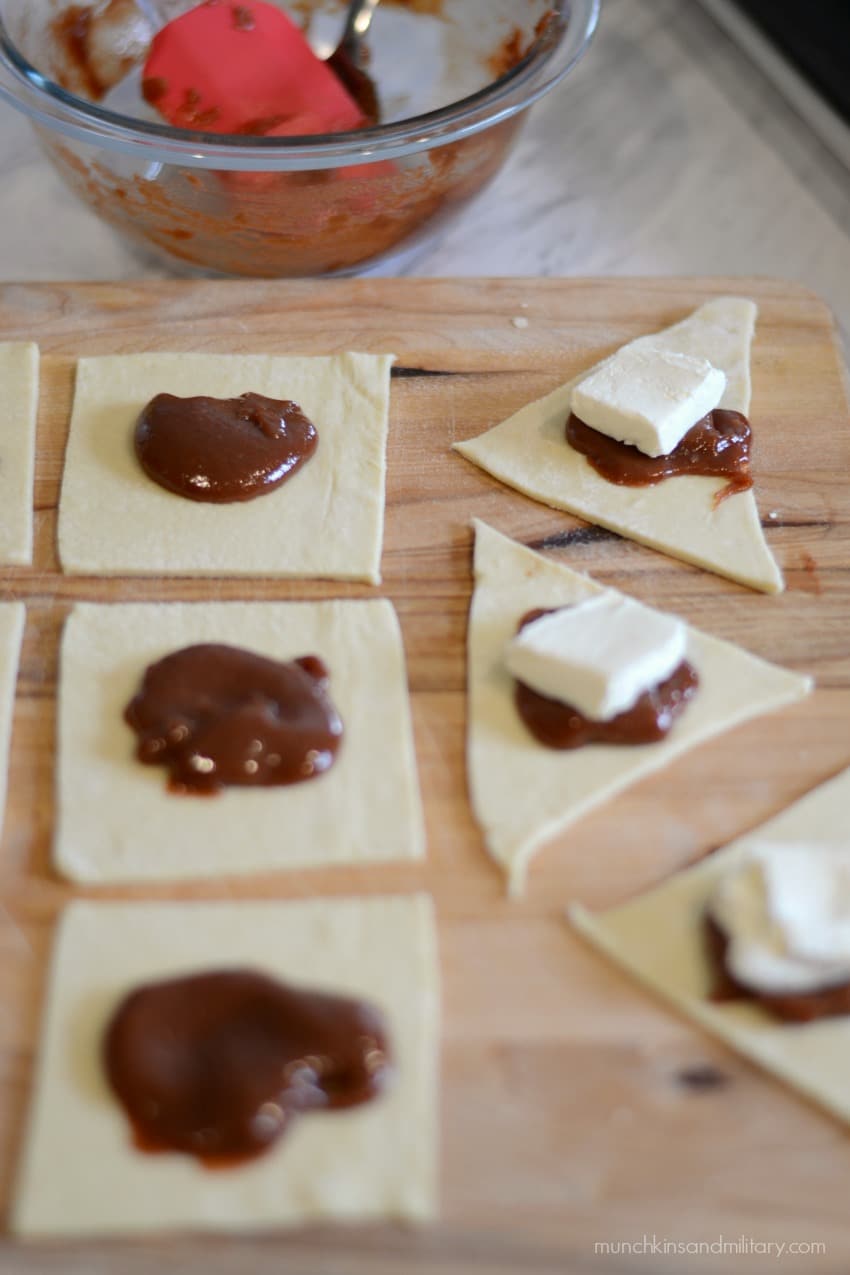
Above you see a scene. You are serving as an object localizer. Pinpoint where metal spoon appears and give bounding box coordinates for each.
[325,0,382,124]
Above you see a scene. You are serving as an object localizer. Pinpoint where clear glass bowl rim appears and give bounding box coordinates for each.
[0,0,599,169]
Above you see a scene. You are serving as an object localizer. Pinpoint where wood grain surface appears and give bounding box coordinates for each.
[0,277,848,1274]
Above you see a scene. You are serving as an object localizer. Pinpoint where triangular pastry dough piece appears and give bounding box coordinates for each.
[455,299,783,594]
[468,521,810,894]
[568,767,850,1128]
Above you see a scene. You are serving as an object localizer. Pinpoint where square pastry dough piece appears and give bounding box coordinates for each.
[569,768,850,1128]
[0,602,25,841]
[0,343,38,565]
[12,894,439,1237]
[58,352,393,583]
[469,522,810,895]
[55,600,424,883]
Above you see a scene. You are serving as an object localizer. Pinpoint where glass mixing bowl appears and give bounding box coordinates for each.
[0,0,599,277]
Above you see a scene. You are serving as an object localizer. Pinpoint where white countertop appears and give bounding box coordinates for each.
[2,0,850,337]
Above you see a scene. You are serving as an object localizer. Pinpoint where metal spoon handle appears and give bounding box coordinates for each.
[326,0,382,121]
[337,0,381,58]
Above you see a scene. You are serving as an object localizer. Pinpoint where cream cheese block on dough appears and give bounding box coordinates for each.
[55,599,424,883]
[58,351,393,583]
[468,521,810,895]
[0,342,39,565]
[568,767,850,1129]
[454,299,783,594]
[0,603,25,843]
[12,894,439,1237]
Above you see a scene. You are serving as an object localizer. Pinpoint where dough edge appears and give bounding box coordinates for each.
[0,343,39,565]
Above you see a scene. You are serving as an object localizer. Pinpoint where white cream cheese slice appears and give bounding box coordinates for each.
[571,345,727,458]
[709,843,850,994]
[504,594,687,720]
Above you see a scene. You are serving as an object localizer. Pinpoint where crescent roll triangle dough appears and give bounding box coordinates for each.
[468,521,810,895]
[454,299,783,594]
[568,767,850,1129]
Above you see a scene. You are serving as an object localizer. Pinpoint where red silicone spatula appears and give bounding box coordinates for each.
[142,0,369,136]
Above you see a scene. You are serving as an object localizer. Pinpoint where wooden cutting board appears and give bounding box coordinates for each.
[0,276,848,1275]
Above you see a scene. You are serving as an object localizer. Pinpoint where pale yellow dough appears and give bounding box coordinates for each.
[55,600,424,883]
[0,603,24,842]
[454,299,783,594]
[0,343,38,565]
[569,767,850,1128]
[58,352,393,583]
[468,522,810,894]
[12,894,439,1237]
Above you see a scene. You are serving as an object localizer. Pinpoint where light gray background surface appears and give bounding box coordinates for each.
[1,0,849,334]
